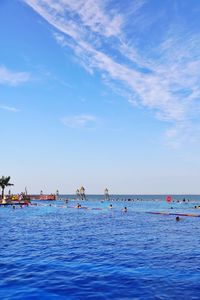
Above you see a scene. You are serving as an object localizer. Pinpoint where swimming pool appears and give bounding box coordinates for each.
[0,196,200,299]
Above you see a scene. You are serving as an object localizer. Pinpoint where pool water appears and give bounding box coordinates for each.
[0,195,200,299]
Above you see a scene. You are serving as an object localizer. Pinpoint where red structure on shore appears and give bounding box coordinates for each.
[30,194,56,200]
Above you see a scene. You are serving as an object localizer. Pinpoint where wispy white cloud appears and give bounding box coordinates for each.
[0,66,30,86]
[0,105,20,112]
[61,114,97,129]
[165,122,200,149]
[25,0,200,146]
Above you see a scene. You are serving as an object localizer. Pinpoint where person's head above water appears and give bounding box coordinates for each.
[176,216,180,221]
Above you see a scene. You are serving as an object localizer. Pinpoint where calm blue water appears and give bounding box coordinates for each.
[1,195,200,300]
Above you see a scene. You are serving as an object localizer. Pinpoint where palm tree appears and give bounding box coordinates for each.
[0,176,14,201]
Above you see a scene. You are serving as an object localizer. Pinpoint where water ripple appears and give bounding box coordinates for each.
[1,198,200,299]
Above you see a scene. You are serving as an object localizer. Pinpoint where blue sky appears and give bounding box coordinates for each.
[1,0,200,194]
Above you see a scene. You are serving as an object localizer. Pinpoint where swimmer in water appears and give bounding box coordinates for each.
[123,207,128,212]
[109,204,113,209]
[76,203,81,208]
[176,216,180,221]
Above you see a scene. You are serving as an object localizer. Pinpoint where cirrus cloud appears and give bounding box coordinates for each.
[25,0,200,146]
[61,114,97,129]
[0,105,20,112]
[0,66,30,86]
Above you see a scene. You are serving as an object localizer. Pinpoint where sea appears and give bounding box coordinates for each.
[0,194,200,300]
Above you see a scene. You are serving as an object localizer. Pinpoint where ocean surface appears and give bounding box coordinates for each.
[1,195,200,300]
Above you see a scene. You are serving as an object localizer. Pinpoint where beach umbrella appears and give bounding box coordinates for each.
[166,195,172,203]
